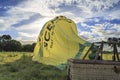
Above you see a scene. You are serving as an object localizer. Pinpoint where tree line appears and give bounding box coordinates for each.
[0,35,36,52]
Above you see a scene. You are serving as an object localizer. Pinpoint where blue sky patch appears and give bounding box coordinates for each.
[0,0,120,41]
[12,14,41,27]
[0,28,18,38]
[0,0,24,16]
[77,23,92,32]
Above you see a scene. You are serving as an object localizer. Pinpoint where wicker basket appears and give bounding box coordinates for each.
[67,59,120,80]
[67,41,120,80]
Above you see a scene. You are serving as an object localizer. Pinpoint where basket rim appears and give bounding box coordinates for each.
[68,59,120,65]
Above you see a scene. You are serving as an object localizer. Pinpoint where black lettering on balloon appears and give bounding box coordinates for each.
[44,31,50,41]
[44,42,48,47]
[51,20,54,24]
[50,39,53,48]
[47,25,52,31]
[39,38,41,42]
[67,19,72,23]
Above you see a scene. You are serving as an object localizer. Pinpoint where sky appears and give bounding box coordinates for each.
[0,0,120,42]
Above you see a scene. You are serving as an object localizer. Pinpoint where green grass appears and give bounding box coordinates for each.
[0,52,119,80]
[0,52,32,64]
[0,52,67,80]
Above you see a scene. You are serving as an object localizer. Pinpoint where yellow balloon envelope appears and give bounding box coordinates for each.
[33,16,92,68]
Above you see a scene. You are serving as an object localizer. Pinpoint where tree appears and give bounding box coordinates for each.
[22,43,36,52]
[31,43,36,51]
[0,34,36,52]
[118,38,120,47]
[107,37,120,47]
[2,40,22,51]
[0,35,12,51]
[1,35,11,41]
[0,34,22,51]
[0,41,2,51]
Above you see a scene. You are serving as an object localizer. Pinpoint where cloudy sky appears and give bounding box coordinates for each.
[0,0,120,42]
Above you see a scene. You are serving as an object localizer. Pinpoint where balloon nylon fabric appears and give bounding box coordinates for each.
[33,16,91,68]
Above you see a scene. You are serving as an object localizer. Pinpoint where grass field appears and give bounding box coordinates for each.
[0,52,67,80]
[0,52,32,64]
[0,52,120,80]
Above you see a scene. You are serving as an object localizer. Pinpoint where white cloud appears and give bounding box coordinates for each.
[112,24,120,36]
[78,23,120,42]
[15,37,22,41]
[90,24,104,39]
[108,9,120,19]
[18,32,37,41]
[0,24,9,31]
[0,19,4,23]
[15,17,51,41]
[80,23,88,26]
[78,31,104,42]
[79,31,93,38]
[0,11,34,31]
[18,32,36,38]
[0,18,10,31]
[0,0,119,42]
[13,0,119,22]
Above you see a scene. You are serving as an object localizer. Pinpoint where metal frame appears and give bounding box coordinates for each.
[82,41,120,61]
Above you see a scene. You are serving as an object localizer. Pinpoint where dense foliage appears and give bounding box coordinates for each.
[0,35,36,52]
